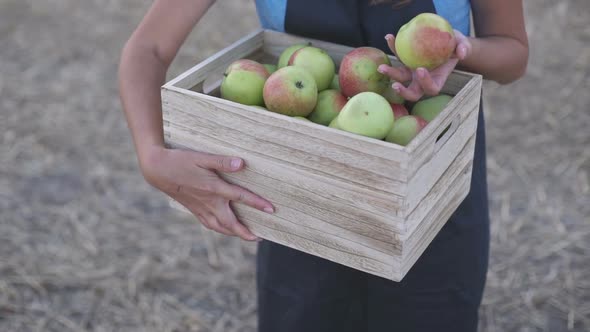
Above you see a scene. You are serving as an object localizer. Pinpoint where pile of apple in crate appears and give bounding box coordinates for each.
[220,14,454,147]
[163,13,482,281]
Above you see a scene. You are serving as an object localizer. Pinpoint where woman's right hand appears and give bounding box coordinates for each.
[139,145,274,242]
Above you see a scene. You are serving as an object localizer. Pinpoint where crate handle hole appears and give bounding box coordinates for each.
[433,114,460,152]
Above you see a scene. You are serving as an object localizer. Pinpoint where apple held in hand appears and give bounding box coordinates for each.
[329,92,394,140]
[394,13,457,70]
[385,115,428,146]
[220,59,270,106]
[411,94,453,122]
[308,89,348,126]
[339,47,392,97]
[289,46,336,91]
[263,66,318,117]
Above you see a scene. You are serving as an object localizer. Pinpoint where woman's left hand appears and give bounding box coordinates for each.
[378,29,472,102]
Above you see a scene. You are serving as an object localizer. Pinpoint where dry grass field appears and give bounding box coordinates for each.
[1,0,588,331]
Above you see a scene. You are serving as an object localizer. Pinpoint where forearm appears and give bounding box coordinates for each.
[118,44,168,165]
[458,36,528,84]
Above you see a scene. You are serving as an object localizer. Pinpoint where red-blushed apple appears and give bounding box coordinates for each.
[411,94,453,122]
[391,103,409,120]
[220,59,270,106]
[288,46,336,91]
[385,115,428,146]
[308,89,347,126]
[338,47,392,97]
[278,43,310,68]
[329,92,394,139]
[263,66,318,117]
[394,13,457,70]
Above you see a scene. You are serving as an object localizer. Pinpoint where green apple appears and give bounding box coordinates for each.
[293,116,311,121]
[308,89,348,126]
[338,47,392,97]
[263,66,318,117]
[277,43,309,68]
[411,94,453,122]
[263,64,277,74]
[385,115,428,146]
[394,13,457,70]
[330,74,340,91]
[329,92,394,139]
[220,59,270,106]
[382,83,405,104]
[288,46,336,91]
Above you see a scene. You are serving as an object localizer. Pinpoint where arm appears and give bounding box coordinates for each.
[459,0,529,84]
[118,0,215,162]
[118,0,274,241]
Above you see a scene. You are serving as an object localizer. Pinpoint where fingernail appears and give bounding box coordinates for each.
[230,158,242,169]
[264,207,274,214]
[256,238,263,242]
[393,84,401,93]
[417,68,425,78]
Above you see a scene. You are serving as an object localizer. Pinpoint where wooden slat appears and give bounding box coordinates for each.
[403,135,476,235]
[170,199,398,279]
[403,109,479,218]
[406,75,482,170]
[165,29,265,90]
[400,163,472,277]
[164,125,405,218]
[162,87,410,195]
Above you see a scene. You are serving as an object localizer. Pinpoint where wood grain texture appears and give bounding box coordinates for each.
[404,108,480,219]
[162,87,410,195]
[162,29,483,281]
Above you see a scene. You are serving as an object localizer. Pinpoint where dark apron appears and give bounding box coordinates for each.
[257,1,490,331]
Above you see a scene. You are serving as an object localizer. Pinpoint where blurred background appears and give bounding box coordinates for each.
[1,0,588,331]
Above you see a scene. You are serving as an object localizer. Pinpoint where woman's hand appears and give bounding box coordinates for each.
[140,145,274,242]
[377,30,472,102]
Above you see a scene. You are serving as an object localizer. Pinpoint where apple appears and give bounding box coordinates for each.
[391,103,409,120]
[220,59,270,106]
[288,46,336,91]
[394,13,457,70]
[263,63,277,74]
[293,116,311,121]
[329,92,394,139]
[330,74,340,91]
[263,66,318,117]
[411,94,453,122]
[308,89,348,126]
[385,115,428,146]
[382,83,405,104]
[277,43,309,68]
[339,47,392,97]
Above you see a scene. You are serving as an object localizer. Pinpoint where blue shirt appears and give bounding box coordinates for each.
[254,0,471,36]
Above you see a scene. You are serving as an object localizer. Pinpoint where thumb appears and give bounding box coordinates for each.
[194,152,244,172]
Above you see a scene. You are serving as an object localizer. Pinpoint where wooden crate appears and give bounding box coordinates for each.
[162,29,482,281]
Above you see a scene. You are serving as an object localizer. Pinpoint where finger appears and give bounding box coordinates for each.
[453,29,471,60]
[378,64,412,84]
[392,80,423,102]
[194,152,244,173]
[213,182,274,214]
[201,212,235,237]
[216,201,259,241]
[415,68,441,96]
[431,59,459,89]
[385,34,397,56]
